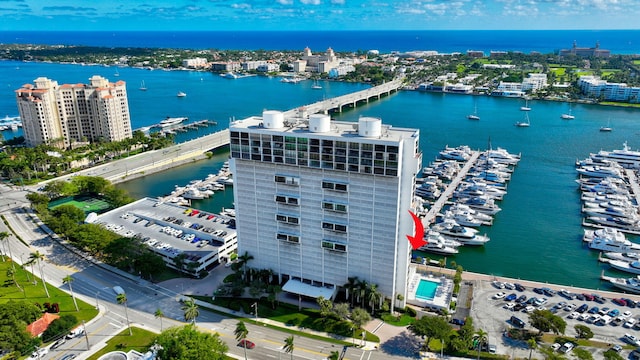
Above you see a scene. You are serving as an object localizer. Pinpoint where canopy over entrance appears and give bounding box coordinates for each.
[282,279,337,300]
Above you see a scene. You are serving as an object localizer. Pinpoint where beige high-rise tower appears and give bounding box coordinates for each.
[16,75,132,148]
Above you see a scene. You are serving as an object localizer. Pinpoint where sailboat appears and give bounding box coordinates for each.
[311,80,322,90]
[139,80,147,91]
[561,106,574,120]
[467,102,480,120]
[600,119,613,132]
[177,91,187,98]
[520,98,531,111]
[114,69,120,77]
[515,112,530,127]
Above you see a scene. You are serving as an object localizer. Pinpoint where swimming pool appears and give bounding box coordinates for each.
[415,279,439,301]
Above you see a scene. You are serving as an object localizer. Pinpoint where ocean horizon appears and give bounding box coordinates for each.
[1,30,639,54]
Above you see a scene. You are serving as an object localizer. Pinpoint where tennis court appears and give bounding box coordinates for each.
[49,195,111,214]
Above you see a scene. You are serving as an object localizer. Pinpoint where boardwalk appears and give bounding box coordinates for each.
[421,151,481,227]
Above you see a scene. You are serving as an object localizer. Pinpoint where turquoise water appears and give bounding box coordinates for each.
[415,279,439,301]
[4,60,640,290]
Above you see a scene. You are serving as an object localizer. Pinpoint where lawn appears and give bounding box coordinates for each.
[633,60,640,65]
[0,259,98,323]
[85,327,158,360]
[550,67,566,76]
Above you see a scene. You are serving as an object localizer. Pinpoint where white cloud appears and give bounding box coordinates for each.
[300,0,321,4]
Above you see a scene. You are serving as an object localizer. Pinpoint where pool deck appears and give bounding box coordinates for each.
[406,265,452,310]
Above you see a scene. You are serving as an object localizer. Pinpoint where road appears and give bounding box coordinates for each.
[0,183,417,360]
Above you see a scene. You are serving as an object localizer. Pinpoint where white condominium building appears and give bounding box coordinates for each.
[16,75,132,148]
[229,111,421,306]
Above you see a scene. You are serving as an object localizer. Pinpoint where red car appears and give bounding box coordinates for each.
[238,339,255,349]
[582,293,595,301]
[613,298,627,306]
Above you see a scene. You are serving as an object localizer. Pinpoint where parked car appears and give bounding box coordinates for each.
[504,282,516,290]
[28,348,48,360]
[559,342,574,354]
[451,318,466,326]
[492,281,505,289]
[625,318,638,328]
[608,309,620,317]
[593,294,607,304]
[576,304,589,313]
[493,292,507,300]
[516,295,527,303]
[238,339,256,349]
[588,306,599,314]
[510,316,525,328]
[505,293,517,302]
[514,283,526,292]
[625,298,638,308]
[51,338,66,349]
[533,287,544,294]
[613,298,628,306]
[624,333,640,347]
[582,293,595,301]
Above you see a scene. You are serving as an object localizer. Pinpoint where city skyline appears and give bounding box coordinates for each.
[0,0,637,31]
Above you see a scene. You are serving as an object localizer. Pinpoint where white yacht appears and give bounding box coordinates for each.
[590,142,640,169]
[432,219,478,239]
[585,228,640,252]
[587,216,640,230]
[458,196,502,215]
[439,145,473,161]
[442,210,484,227]
[607,275,640,294]
[448,203,494,222]
[183,188,207,200]
[607,260,640,275]
[177,91,187,97]
[418,232,460,255]
[603,252,640,263]
[481,147,521,166]
[576,165,623,179]
[158,116,187,128]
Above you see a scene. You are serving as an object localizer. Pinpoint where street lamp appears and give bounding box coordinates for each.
[251,302,258,321]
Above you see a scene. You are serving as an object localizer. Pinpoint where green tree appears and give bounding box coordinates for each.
[328,350,340,360]
[474,329,488,360]
[527,338,537,360]
[574,324,594,339]
[235,321,249,360]
[351,307,372,332]
[181,298,199,325]
[155,325,228,360]
[572,347,593,360]
[333,303,350,321]
[62,275,79,311]
[283,335,295,360]
[408,314,452,351]
[154,308,164,332]
[0,231,11,263]
[116,292,132,335]
[317,296,334,319]
[237,251,254,282]
[603,349,625,360]
[529,309,566,334]
[29,251,49,298]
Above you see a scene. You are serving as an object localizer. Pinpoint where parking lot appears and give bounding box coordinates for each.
[471,277,640,358]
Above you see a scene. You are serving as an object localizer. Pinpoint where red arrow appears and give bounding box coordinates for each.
[406,210,426,250]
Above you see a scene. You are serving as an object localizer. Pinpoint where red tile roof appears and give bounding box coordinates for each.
[26,313,60,337]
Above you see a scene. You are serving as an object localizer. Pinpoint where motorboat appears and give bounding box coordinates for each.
[581,178,630,195]
[607,260,640,275]
[458,196,502,215]
[587,216,640,230]
[581,192,634,204]
[183,188,207,200]
[177,91,187,97]
[432,219,478,239]
[481,147,520,166]
[222,72,239,79]
[455,181,506,200]
[576,165,623,179]
[448,203,494,222]
[439,145,473,162]
[607,276,640,294]
[584,228,640,252]
[422,160,461,180]
[158,116,187,128]
[603,252,640,263]
[418,231,460,255]
[442,210,484,227]
[453,233,490,246]
[583,205,639,220]
[415,181,441,200]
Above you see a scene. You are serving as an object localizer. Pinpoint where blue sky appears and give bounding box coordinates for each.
[0,0,637,31]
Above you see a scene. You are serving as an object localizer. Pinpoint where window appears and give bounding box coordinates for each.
[322,240,347,252]
[276,214,299,225]
[275,175,300,186]
[275,195,299,206]
[277,233,300,243]
[322,201,348,213]
[322,181,348,192]
[322,222,347,233]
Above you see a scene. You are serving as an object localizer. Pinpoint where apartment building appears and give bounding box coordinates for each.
[229,111,422,305]
[16,75,132,148]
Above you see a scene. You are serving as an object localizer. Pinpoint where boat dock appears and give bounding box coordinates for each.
[159,167,232,203]
[625,169,640,206]
[157,119,217,135]
[421,151,481,227]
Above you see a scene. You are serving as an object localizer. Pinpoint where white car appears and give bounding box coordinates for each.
[563,304,576,312]
[524,305,535,313]
[578,313,590,321]
[492,281,505,289]
[503,303,516,311]
[503,282,516,290]
[568,311,580,319]
[559,342,574,354]
[623,311,633,318]
[493,292,506,300]
[625,318,638,328]
[624,333,640,346]
[551,343,561,351]
[28,348,49,360]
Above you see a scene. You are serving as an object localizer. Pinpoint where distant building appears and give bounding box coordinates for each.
[491,81,525,97]
[295,47,340,73]
[210,62,241,72]
[522,73,548,92]
[242,60,267,71]
[560,41,610,58]
[15,75,132,148]
[256,63,280,73]
[466,50,484,58]
[229,111,421,306]
[328,65,355,78]
[182,58,209,68]
[578,75,640,102]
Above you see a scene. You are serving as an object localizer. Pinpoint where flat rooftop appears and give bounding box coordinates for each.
[230,116,419,143]
[87,197,236,260]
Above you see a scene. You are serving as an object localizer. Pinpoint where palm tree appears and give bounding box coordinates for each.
[63,275,79,311]
[0,231,9,262]
[154,308,164,331]
[181,298,199,325]
[29,251,49,297]
[24,257,35,284]
[234,321,249,360]
[116,293,132,335]
[283,335,295,360]
[366,283,381,312]
[357,280,368,308]
[6,267,22,292]
[328,350,340,360]
[527,338,537,360]
[237,251,254,282]
[474,329,488,360]
[344,276,359,306]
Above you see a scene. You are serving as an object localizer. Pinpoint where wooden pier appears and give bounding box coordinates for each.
[421,151,481,228]
[159,168,232,203]
[625,169,640,206]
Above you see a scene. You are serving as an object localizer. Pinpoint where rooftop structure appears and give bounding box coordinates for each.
[229,111,422,306]
[560,41,611,58]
